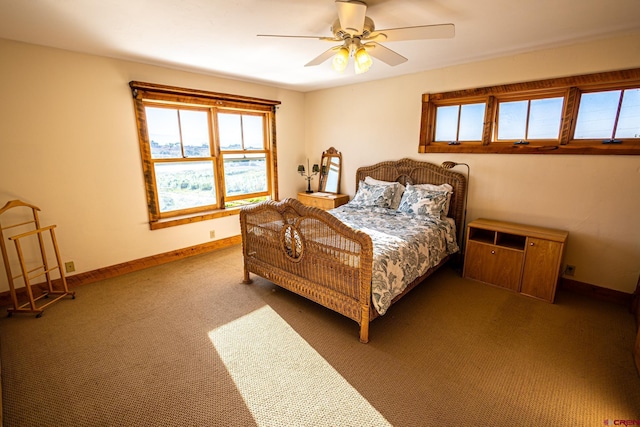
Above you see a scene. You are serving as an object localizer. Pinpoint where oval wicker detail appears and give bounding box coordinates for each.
[281,224,304,262]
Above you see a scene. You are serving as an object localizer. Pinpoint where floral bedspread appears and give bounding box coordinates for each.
[329,205,459,315]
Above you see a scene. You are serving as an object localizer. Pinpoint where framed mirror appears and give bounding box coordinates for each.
[318,147,342,193]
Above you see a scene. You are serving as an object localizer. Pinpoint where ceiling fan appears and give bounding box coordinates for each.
[258,0,455,74]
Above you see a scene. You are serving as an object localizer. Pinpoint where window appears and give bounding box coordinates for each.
[574,88,640,141]
[434,102,486,143]
[130,81,281,229]
[495,96,564,144]
[419,68,640,154]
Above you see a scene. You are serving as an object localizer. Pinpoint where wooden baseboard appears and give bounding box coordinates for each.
[560,277,633,307]
[0,235,241,308]
[635,332,640,377]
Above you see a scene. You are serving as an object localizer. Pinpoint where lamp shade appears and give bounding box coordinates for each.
[332,47,350,72]
[297,164,305,172]
[312,164,320,173]
[354,47,372,74]
[440,161,457,169]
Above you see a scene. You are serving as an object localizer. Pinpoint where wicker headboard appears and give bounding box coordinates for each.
[355,158,468,247]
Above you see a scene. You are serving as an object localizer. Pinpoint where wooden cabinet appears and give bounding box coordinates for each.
[297,192,349,210]
[463,218,568,302]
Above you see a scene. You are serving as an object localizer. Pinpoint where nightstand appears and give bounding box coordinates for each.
[463,218,568,302]
[297,192,349,210]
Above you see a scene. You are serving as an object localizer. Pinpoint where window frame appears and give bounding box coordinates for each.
[130,81,281,229]
[419,68,640,155]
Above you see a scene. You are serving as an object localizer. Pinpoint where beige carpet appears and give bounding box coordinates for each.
[0,245,638,426]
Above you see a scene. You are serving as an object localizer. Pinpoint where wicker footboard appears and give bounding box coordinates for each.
[240,198,375,342]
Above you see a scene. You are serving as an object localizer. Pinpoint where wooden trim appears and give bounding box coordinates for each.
[0,236,242,308]
[427,68,640,102]
[130,81,281,107]
[149,208,240,230]
[560,277,633,306]
[130,82,279,226]
[420,143,639,155]
[632,275,640,317]
[633,275,640,376]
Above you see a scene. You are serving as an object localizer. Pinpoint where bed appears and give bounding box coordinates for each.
[239,158,467,343]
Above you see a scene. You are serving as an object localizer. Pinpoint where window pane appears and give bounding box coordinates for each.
[223,154,267,197]
[615,89,640,138]
[218,113,242,150]
[574,90,621,139]
[434,106,459,141]
[154,161,216,213]
[243,115,265,149]
[458,103,486,141]
[180,110,211,157]
[146,107,181,159]
[528,97,563,139]
[497,100,528,140]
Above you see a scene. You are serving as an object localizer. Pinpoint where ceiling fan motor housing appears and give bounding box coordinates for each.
[331,16,375,40]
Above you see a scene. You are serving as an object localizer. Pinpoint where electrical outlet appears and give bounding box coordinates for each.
[564,264,576,276]
[64,261,75,273]
[209,230,216,239]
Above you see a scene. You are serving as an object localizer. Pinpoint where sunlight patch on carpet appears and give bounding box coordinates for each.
[208,305,391,427]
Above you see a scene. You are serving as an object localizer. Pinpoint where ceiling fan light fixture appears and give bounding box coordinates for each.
[331,46,350,72]
[354,47,372,74]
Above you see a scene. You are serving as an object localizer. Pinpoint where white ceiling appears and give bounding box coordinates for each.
[1,0,639,92]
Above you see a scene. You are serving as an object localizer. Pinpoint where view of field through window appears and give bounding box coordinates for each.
[145,107,268,213]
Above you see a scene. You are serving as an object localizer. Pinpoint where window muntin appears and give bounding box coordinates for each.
[434,102,486,142]
[574,88,640,140]
[496,97,563,142]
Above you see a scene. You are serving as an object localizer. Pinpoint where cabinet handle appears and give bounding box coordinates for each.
[491,250,495,254]
[530,242,534,246]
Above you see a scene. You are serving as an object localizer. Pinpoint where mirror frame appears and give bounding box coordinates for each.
[318,147,342,193]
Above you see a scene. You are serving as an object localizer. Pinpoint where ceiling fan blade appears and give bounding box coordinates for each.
[364,42,407,66]
[305,46,342,67]
[368,23,455,42]
[336,0,367,35]
[257,34,340,42]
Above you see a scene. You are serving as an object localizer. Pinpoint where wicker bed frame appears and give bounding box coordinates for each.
[239,158,467,343]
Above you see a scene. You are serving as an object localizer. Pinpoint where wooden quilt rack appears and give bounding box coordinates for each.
[0,200,75,317]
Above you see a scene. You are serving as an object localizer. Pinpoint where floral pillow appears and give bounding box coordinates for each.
[397,184,450,218]
[363,176,405,210]
[412,183,453,216]
[349,181,397,209]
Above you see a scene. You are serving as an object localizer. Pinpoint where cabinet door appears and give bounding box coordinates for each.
[464,242,522,291]
[464,241,493,283]
[520,238,563,302]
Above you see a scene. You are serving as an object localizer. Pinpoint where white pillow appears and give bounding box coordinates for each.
[397,184,450,218]
[363,176,405,210]
[349,181,397,209]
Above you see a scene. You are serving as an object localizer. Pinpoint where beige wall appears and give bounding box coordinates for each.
[305,32,640,293]
[1,32,639,295]
[0,39,306,293]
